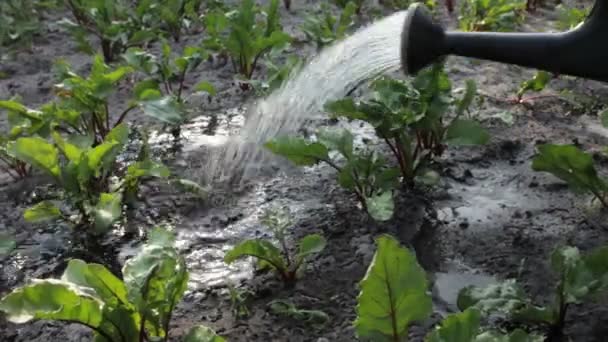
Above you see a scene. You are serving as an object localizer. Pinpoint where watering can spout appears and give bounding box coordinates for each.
[401,0,608,82]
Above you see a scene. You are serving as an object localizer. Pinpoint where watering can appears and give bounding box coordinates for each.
[400,0,608,82]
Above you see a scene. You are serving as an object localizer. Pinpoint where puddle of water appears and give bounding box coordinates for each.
[433,260,497,309]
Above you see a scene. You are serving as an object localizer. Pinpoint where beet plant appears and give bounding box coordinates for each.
[61,0,157,62]
[0,227,225,342]
[266,129,400,221]
[458,0,527,32]
[458,245,608,340]
[202,0,291,80]
[135,0,204,42]
[224,207,326,286]
[301,2,357,50]
[326,63,487,187]
[355,234,545,341]
[532,144,608,208]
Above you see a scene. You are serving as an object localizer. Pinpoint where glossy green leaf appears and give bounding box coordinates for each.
[355,235,432,340]
[316,129,354,159]
[366,192,394,221]
[445,119,489,146]
[61,259,129,307]
[224,239,287,272]
[52,131,83,162]
[532,144,607,194]
[94,192,122,233]
[265,136,329,166]
[0,280,103,326]
[141,96,186,125]
[24,201,61,223]
[425,308,481,342]
[184,325,226,342]
[9,137,60,178]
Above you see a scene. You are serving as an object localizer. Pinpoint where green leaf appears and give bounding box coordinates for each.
[194,81,217,96]
[141,97,186,125]
[550,246,598,304]
[366,192,394,221]
[87,141,119,175]
[324,98,366,120]
[599,109,608,128]
[456,79,477,116]
[265,136,329,166]
[61,259,130,307]
[0,280,103,326]
[445,119,489,145]
[105,123,130,146]
[296,234,326,262]
[0,233,16,256]
[532,144,607,194]
[316,129,354,159]
[52,131,83,162]
[94,193,122,233]
[355,235,432,340]
[457,280,553,324]
[518,71,551,98]
[24,201,61,223]
[184,325,226,342]
[9,137,60,178]
[425,308,481,342]
[224,239,287,272]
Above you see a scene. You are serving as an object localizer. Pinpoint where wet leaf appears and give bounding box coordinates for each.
[0,280,103,326]
[141,96,186,125]
[194,81,217,96]
[265,136,329,166]
[355,235,432,340]
[316,129,354,159]
[184,325,226,342]
[295,234,326,263]
[532,144,607,194]
[425,308,481,342]
[445,119,489,145]
[9,137,60,178]
[93,192,122,233]
[366,192,394,221]
[24,201,61,223]
[61,259,130,307]
[224,239,287,272]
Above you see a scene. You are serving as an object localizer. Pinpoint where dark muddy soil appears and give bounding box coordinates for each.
[2,1,608,341]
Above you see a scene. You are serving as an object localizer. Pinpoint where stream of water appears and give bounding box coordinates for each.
[202,10,408,186]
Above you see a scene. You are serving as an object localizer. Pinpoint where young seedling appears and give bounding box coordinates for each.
[356,234,546,341]
[458,0,527,32]
[268,299,330,328]
[326,63,487,187]
[532,144,608,209]
[227,284,253,318]
[61,0,156,62]
[0,227,225,342]
[515,70,553,105]
[458,245,608,340]
[301,2,357,50]
[224,206,327,286]
[202,0,291,81]
[265,129,400,221]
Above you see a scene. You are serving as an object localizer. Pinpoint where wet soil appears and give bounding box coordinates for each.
[2,1,608,341]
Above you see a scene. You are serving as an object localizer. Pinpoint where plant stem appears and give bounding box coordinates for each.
[114,104,138,127]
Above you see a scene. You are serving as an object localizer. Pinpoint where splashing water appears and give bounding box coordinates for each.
[203,10,408,186]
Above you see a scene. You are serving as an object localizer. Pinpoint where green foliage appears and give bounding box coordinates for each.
[250,54,304,95]
[224,206,326,285]
[202,0,291,79]
[458,0,527,32]
[61,0,156,62]
[458,244,608,337]
[184,325,226,342]
[0,0,49,49]
[517,71,551,100]
[228,284,252,318]
[268,299,330,327]
[355,235,431,341]
[326,64,485,187]
[556,4,589,31]
[124,43,215,106]
[0,233,16,256]
[265,130,400,221]
[0,227,223,342]
[135,0,204,42]
[301,2,357,50]
[532,144,608,208]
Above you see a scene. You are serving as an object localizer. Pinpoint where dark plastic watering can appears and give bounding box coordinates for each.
[400,0,608,82]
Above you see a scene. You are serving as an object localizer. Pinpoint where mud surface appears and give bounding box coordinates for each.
[2,1,608,341]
